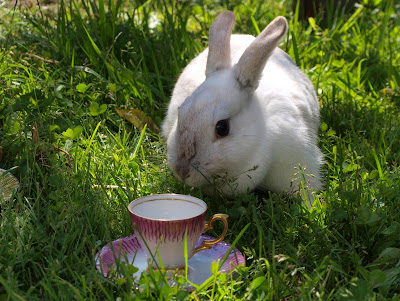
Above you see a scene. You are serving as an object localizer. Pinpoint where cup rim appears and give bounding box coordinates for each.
[128,193,207,221]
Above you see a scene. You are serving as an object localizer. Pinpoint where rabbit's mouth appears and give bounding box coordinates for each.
[179,163,207,186]
[170,161,211,187]
[170,151,235,188]
[184,163,231,188]
[170,157,201,184]
[174,160,190,180]
[173,160,258,196]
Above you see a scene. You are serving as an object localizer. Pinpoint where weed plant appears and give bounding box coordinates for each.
[0,0,399,299]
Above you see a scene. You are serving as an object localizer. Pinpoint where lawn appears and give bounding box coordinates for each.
[0,0,399,299]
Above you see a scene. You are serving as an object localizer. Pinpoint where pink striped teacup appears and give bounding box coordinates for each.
[128,194,228,269]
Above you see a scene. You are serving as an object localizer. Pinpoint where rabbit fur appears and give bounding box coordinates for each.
[162,11,324,199]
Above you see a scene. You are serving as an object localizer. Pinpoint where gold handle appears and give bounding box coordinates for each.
[191,213,229,257]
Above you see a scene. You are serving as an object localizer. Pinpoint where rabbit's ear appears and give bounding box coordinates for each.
[233,16,288,92]
[206,11,236,77]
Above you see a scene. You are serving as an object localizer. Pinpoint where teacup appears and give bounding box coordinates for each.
[128,194,228,269]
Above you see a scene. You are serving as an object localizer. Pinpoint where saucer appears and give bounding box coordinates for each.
[95,235,245,290]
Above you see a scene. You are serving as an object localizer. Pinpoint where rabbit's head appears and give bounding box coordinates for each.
[166,11,288,193]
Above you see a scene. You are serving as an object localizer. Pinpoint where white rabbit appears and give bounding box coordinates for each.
[162,11,323,201]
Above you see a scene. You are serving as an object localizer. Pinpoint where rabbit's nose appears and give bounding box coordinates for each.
[175,161,190,180]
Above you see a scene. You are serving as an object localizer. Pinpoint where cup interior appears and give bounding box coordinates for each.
[128,194,206,220]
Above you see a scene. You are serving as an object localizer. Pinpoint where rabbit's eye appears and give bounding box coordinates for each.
[216,120,229,137]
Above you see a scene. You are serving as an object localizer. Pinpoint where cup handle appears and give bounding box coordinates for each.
[191,213,229,257]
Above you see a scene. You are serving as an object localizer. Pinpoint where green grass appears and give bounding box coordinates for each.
[1,0,400,299]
